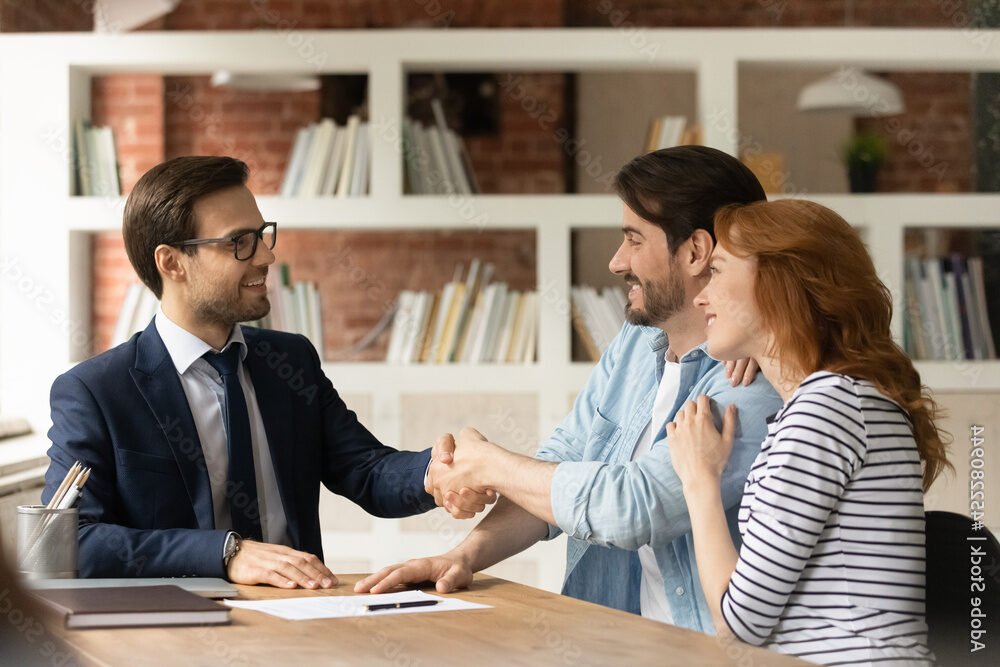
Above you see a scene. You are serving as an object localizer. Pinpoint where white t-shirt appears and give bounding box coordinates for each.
[632,356,681,624]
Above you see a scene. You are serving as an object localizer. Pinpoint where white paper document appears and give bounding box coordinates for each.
[224,590,490,620]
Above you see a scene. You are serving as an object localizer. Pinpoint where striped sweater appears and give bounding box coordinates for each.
[721,371,933,666]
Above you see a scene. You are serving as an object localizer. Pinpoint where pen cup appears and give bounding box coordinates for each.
[17,505,78,580]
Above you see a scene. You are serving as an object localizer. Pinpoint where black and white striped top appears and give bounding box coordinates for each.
[721,371,933,666]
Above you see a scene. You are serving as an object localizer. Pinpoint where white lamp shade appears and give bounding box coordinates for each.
[210,71,321,93]
[797,67,905,117]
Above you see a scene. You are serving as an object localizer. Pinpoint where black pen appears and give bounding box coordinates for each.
[364,600,440,612]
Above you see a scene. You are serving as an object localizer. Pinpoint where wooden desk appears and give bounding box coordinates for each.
[59,574,809,666]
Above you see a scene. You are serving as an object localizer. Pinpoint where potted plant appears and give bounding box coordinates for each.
[842,130,887,193]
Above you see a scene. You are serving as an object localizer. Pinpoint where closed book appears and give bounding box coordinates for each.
[436,283,467,363]
[280,125,314,197]
[321,124,347,196]
[968,258,997,359]
[335,115,361,197]
[297,118,335,196]
[350,123,370,196]
[74,118,92,195]
[33,585,230,629]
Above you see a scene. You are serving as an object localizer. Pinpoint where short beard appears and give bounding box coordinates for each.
[190,286,271,328]
[624,264,687,328]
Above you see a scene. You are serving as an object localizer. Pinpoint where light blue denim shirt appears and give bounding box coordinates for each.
[536,322,782,634]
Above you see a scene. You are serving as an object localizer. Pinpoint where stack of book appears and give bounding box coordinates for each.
[385,259,536,364]
[403,99,480,195]
[904,254,997,360]
[280,115,369,197]
[571,286,627,362]
[111,265,324,358]
[643,115,700,153]
[257,264,325,359]
[73,119,120,196]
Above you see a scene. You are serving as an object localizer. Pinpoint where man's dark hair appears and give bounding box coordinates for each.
[613,145,766,253]
[123,156,249,298]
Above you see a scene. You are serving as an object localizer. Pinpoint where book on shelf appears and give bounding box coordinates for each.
[571,286,627,362]
[257,264,325,358]
[903,254,997,361]
[644,115,699,153]
[384,260,535,364]
[32,585,229,629]
[279,115,369,197]
[403,99,480,195]
[110,264,325,357]
[73,119,121,197]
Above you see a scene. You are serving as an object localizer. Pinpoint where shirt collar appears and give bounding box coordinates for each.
[155,308,247,375]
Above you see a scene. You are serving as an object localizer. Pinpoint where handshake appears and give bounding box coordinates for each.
[425,427,505,520]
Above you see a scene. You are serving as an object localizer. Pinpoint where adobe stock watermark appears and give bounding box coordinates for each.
[248,0,329,70]
[594,0,661,59]
[369,115,491,229]
[405,0,457,27]
[935,0,994,51]
[0,254,93,356]
[525,607,595,667]
[164,82,276,193]
[497,74,616,192]
[0,587,78,667]
[40,124,124,205]
[831,67,951,183]
[703,107,810,197]
[251,339,320,403]
[968,423,991,653]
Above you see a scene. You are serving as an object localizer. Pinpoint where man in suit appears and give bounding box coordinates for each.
[43,156,468,588]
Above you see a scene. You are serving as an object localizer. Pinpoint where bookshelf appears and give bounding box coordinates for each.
[2,29,1000,591]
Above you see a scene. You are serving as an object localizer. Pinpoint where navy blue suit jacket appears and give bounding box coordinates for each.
[43,322,435,578]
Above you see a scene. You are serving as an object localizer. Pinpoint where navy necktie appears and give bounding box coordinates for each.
[203,346,262,541]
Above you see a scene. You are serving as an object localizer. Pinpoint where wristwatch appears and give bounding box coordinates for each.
[222,531,242,570]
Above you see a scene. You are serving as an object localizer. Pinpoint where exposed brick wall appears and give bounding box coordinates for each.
[275,229,536,360]
[91,234,140,352]
[0,0,91,32]
[163,75,321,195]
[90,230,536,360]
[857,72,974,193]
[91,74,165,193]
[160,0,564,30]
[466,72,566,194]
[567,0,972,27]
[76,0,978,355]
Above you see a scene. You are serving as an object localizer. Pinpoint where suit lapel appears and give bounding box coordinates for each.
[130,321,215,529]
[243,329,301,547]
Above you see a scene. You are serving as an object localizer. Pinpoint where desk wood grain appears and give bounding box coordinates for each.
[58,574,809,666]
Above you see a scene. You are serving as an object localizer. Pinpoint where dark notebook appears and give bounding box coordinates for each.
[32,585,231,629]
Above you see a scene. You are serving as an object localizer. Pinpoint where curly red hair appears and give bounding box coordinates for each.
[714,199,950,491]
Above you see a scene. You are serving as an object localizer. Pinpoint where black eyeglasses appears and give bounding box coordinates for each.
[172,222,277,261]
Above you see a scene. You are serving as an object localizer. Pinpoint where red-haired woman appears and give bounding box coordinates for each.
[668,199,948,665]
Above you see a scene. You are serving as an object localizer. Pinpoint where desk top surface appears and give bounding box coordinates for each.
[59,574,808,667]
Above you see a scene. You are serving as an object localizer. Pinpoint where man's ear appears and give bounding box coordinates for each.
[154,244,186,288]
[680,229,714,277]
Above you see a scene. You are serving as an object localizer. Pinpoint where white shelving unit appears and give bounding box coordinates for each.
[2,29,999,590]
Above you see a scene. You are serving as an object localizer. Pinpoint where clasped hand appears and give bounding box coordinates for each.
[426,427,499,519]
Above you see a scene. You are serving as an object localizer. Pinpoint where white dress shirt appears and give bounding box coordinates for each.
[155,310,290,546]
[632,355,682,624]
